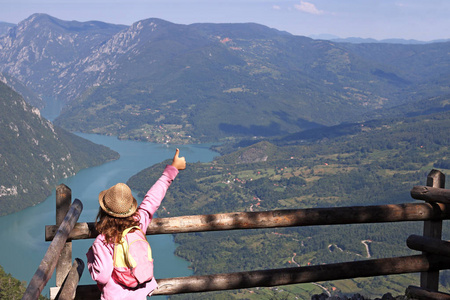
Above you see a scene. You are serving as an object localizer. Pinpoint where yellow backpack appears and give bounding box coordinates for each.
[112,226,154,287]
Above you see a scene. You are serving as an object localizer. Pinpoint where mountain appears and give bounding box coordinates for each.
[0,14,126,103]
[53,20,449,142]
[0,72,44,109]
[331,37,450,44]
[0,14,449,143]
[0,81,119,216]
[0,22,15,36]
[310,34,450,44]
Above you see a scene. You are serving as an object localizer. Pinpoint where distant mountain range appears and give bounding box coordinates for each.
[0,81,119,215]
[0,21,14,36]
[0,14,449,143]
[1,13,449,297]
[309,34,450,44]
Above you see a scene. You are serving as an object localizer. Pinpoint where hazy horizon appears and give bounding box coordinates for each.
[1,0,449,42]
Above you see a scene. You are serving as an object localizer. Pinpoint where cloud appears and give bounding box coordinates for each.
[272,5,281,10]
[395,2,414,8]
[294,1,324,15]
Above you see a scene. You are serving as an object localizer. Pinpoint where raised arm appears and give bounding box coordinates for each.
[138,149,186,228]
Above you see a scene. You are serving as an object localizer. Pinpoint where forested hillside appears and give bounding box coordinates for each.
[0,265,47,300]
[0,11,449,300]
[128,109,450,299]
[0,14,448,143]
[0,73,44,109]
[53,21,450,142]
[0,81,119,215]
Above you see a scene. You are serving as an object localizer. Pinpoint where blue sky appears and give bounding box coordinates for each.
[1,0,449,41]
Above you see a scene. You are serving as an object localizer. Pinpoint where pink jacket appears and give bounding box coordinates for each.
[86,165,179,300]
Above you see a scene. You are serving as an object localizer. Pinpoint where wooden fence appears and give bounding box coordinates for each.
[22,169,450,300]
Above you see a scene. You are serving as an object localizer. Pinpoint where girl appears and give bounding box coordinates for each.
[86,149,186,299]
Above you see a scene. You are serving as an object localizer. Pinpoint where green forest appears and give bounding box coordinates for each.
[0,81,119,215]
[128,109,450,299]
[0,265,48,300]
[1,14,450,299]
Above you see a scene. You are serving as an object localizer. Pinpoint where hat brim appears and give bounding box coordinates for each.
[98,189,138,218]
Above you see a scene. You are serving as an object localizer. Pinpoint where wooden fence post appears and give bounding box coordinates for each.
[55,258,84,300]
[22,199,83,300]
[421,169,445,291]
[56,184,73,288]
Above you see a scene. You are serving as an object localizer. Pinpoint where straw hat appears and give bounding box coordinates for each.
[98,183,138,218]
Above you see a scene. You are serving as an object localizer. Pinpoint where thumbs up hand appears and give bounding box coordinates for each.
[171,148,186,170]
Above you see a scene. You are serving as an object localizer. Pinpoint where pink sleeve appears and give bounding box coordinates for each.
[138,165,179,230]
[86,238,114,285]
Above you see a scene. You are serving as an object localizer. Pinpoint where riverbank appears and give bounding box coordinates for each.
[0,133,218,298]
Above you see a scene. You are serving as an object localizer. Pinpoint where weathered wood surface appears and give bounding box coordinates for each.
[74,254,450,298]
[22,199,83,300]
[54,258,84,300]
[411,186,450,203]
[421,170,445,291]
[45,202,450,241]
[41,170,450,298]
[56,184,72,288]
[407,235,450,257]
[406,285,450,300]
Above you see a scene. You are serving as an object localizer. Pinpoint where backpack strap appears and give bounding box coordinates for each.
[122,225,140,236]
[113,226,141,268]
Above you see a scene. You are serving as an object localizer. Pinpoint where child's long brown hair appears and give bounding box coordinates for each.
[95,208,141,244]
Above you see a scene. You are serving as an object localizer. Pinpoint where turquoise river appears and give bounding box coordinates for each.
[0,132,218,298]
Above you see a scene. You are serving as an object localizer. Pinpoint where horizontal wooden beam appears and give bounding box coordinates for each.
[406,285,450,300]
[407,234,450,257]
[46,202,450,241]
[411,185,450,203]
[74,254,450,299]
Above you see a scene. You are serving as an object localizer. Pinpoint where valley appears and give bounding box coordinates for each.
[128,108,450,299]
[0,13,449,299]
[0,14,449,143]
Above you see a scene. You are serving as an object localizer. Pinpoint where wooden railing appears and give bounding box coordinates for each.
[22,169,450,300]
